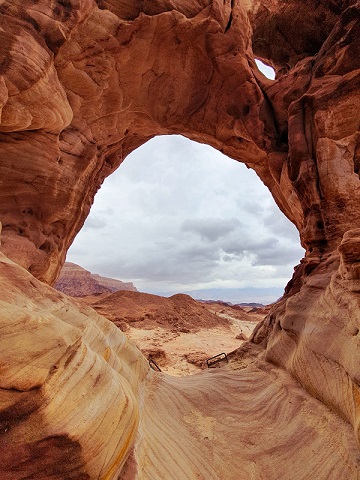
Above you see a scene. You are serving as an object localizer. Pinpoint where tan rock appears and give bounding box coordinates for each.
[90,290,230,332]
[0,253,148,479]
[85,291,254,375]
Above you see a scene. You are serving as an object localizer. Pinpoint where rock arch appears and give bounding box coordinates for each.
[0,1,359,478]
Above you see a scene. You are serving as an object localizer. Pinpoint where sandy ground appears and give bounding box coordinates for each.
[80,292,267,376]
[125,304,265,376]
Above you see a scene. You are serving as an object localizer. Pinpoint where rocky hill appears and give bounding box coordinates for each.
[90,291,228,331]
[55,266,261,375]
[84,291,263,375]
[54,262,137,297]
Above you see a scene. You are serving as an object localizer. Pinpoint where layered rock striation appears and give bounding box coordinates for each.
[54,261,137,296]
[0,252,148,479]
[0,0,359,478]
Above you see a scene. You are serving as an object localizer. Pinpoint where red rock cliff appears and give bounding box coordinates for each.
[54,262,137,296]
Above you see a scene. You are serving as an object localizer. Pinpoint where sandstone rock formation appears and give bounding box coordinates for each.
[0,0,359,478]
[0,252,148,479]
[54,261,137,296]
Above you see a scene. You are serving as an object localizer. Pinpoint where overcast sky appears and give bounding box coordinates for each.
[67,136,304,297]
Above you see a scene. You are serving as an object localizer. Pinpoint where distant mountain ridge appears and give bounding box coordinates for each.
[54,262,137,297]
[152,287,283,305]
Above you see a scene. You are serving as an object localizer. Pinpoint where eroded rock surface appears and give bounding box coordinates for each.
[54,261,137,296]
[0,253,148,479]
[90,291,230,331]
[0,0,359,478]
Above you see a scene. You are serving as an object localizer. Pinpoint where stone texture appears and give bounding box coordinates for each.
[54,261,137,296]
[0,0,359,478]
[133,359,360,479]
[0,0,358,283]
[0,252,148,479]
[69,289,264,375]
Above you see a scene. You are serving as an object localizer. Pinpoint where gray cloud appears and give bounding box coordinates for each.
[67,135,305,296]
[82,216,107,230]
[263,204,301,243]
[90,242,219,285]
[181,217,241,242]
[251,244,302,267]
[221,237,278,256]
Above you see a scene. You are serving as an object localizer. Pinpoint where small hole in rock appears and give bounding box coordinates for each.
[255,59,275,80]
[22,208,33,215]
[39,241,52,253]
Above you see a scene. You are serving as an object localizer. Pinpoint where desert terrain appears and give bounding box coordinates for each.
[56,263,267,375]
[84,292,266,375]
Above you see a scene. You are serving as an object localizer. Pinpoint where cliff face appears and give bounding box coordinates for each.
[54,262,137,296]
[0,1,359,478]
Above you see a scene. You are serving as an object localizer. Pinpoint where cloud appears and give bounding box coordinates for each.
[67,135,305,295]
[82,215,108,230]
[251,244,302,267]
[181,217,241,241]
[255,59,276,80]
[221,236,278,257]
[88,241,219,285]
[263,204,302,242]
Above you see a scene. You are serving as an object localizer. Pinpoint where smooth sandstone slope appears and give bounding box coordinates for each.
[132,363,360,480]
[0,251,148,479]
[0,0,359,478]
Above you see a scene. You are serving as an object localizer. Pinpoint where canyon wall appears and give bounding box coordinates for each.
[0,0,359,478]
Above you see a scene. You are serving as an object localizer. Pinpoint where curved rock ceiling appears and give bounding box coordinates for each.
[0,0,359,478]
